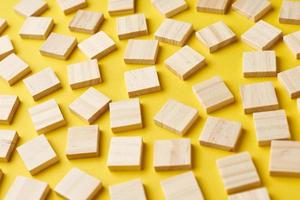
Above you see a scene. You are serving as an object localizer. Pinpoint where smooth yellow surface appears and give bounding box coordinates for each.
[1,0,300,199]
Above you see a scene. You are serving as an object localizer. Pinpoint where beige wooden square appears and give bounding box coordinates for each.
[152,0,188,17]
[197,0,231,14]
[279,0,300,25]
[66,125,100,159]
[0,130,19,162]
[19,17,54,39]
[23,67,61,101]
[67,59,101,89]
[161,171,204,200]
[0,95,20,124]
[109,179,147,200]
[108,0,135,16]
[165,45,206,80]
[0,18,8,34]
[217,152,261,194]
[229,187,270,200]
[17,134,58,175]
[0,35,14,60]
[240,81,279,114]
[57,0,87,14]
[124,39,159,64]
[241,20,282,50]
[69,87,111,124]
[14,0,48,17]
[192,76,235,113]
[55,168,102,199]
[278,66,300,98]
[107,136,143,170]
[124,66,161,97]
[283,30,300,59]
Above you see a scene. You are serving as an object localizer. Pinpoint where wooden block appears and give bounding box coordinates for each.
[197,0,231,14]
[55,168,102,199]
[109,98,142,132]
[192,76,235,113]
[154,138,191,171]
[108,0,135,15]
[217,152,261,194]
[165,45,206,80]
[69,87,111,124]
[279,0,300,25]
[154,99,198,135]
[40,32,77,60]
[0,35,14,60]
[0,53,31,85]
[57,0,87,14]
[241,20,282,50]
[0,130,19,162]
[67,59,101,89]
[66,125,100,159]
[232,0,272,22]
[17,134,59,175]
[199,116,242,151]
[116,13,148,40]
[0,18,8,35]
[107,136,143,170]
[23,67,61,101]
[283,30,300,59]
[19,17,54,39]
[14,0,48,17]
[124,66,161,97]
[5,176,50,200]
[152,0,188,17]
[109,179,147,200]
[278,66,300,98]
[78,31,116,60]
[155,19,193,46]
[243,51,277,77]
[229,187,270,200]
[124,39,159,64]
[161,171,204,200]
[240,81,279,114]
[0,95,20,124]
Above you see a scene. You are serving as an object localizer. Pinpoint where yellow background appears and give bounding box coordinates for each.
[1,0,300,199]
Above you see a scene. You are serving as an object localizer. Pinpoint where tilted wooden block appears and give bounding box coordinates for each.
[0,18,8,35]
[0,35,14,60]
[152,0,188,17]
[14,0,48,17]
[19,17,54,39]
[279,0,300,25]
[56,0,87,14]
[197,0,231,14]
[278,66,300,98]
[109,179,147,200]
[0,130,19,162]
[229,187,271,200]
[108,0,135,16]
[283,30,300,59]
[0,95,20,124]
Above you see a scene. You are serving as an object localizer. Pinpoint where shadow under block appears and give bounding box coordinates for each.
[17,134,59,175]
[56,0,87,14]
[55,168,102,199]
[229,187,271,200]
[154,99,198,135]
[107,136,143,170]
[108,0,135,16]
[283,30,300,59]
[0,35,14,60]
[279,0,300,25]
[0,130,19,162]
[192,76,235,113]
[19,17,54,39]
[14,0,48,17]
[0,18,8,34]
[109,179,147,200]
[196,0,231,14]
[278,66,300,98]
[69,87,111,124]
[0,95,20,124]
[151,0,188,18]
[216,152,261,194]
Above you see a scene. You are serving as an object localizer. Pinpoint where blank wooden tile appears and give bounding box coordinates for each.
[165,45,206,80]
[17,134,59,175]
[283,30,300,59]
[14,0,48,17]
[161,171,204,200]
[78,31,117,60]
[278,66,300,98]
[199,117,242,151]
[241,20,282,50]
[217,152,261,194]
[55,168,102,199]
[240,81,279,114]
[192,76,235,113]
[0,95,20,124]
[0,130,19,162]
[109,179,147,200]
[107,136,143,170]
[0,35,14,60]
[124,66,161,97]
[0,18,8,35]
[69,87,111,124]
[279,0,300,25]
[23,67,61,101]
[66,125,100,159]
[229,187,270,200]
[19,17,54,39]
[152,0,188,17]
[57,0,87,14]
[108,0,135,16]
[197,0,231,14]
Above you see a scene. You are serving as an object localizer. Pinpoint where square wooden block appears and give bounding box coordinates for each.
[284,31,300,59]
[0,130,19,162]
[109,98,142,132]
[17,134,59,175]
[0,18,8,34]
[66,125,100,159]
[241,20,282,50]
[278,66,300,98]
[199,117,242,151]
[108,0,135,15]
[14,0,48,17]
[57,0,87,14]
[0,35,14,60]
[217,152,261,194]
[165,45,206,80]
[69,87,111,124]
[229,187,270,200]
[197,0,231,14]
[124,66,161,97]
[109,179,147,200]
[279,0,300,25]
[240,81,279,114]
[107,136,143,170]
[0,95,20,124]
[23,67,61,101]
[19,17,54,39]
[124,39,159,64]
[152,0,188,17]
[55,168,102,199]
[161,171,204,200]
[78,31,116,60]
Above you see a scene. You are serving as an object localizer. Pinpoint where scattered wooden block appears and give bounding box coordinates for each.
[0,130,19,162]
[240,81,279,114]
[283,30,300,59]
[124,39,159,64]
[165,45,206,80]
[154,99,198,135]
[69,87,111,124]
[0,95,20,124]
[217,152,261,194]
[124,66,161,97]
[66,125,100,159]
[155,19,193,46]
[278,66,300,98]
[23,67,61,101]
[152,0,188,17]
[19,17,54,39]
[14,0,48,17]
[0,18,8,35]
[56,0,87,14]
[241,20,282,50]
[196,0,231,14]
[78,31,117,60]
[17,134,59,175]
[55,168,102,199]
[279,0,300,25]
[161,171,204,200]
[107,136,143,170]
[0,35,14,60]
[108,0,135,16]
[109,179,147,200]
[229,187,271,200]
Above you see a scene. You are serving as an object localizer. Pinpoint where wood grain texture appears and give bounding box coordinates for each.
[279,0,300,25]
[278,66,300,98]
[109,179,147,200]
[19,16,54,39]
[14,0,48,17]
[0,35,14,60]
[229,187,270,200]
[152,0,188,17]
[0,95,20,124]
[197,0,231,14]
[283,30,300,59]
[56,0,87,14]
[108,0,135,16]
[0,130,19,162]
